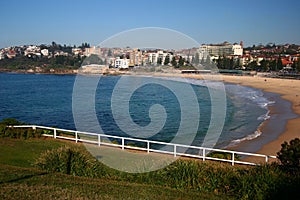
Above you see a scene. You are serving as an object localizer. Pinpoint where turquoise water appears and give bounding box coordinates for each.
[0,73,271,148]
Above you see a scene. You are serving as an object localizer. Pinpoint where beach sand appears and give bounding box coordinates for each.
[219,75,300,156]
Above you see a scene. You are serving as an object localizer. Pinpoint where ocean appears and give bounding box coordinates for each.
[0,73,273,149]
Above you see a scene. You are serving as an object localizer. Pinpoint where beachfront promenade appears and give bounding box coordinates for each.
[11,125,277,166]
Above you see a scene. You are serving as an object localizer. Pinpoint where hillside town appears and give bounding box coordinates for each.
[0,41,300,75]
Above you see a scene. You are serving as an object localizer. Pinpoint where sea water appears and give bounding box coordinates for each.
[0,73,272,148]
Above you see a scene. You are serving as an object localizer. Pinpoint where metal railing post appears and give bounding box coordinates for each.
[232,152,235,166]
[75,131,78,143]
[203,148,205,161]
[265,155,268,163]
[98,135,101,146]
[147,141,150,153]
[122,138,124,150]
[174,144,177,157]
[54,128,57,139]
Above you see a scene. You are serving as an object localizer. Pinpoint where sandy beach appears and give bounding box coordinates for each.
[147,72,300,156]
[219,75,300,156]
[178,73,300,156]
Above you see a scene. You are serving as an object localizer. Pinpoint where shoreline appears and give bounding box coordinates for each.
[218,75,300,156]
[142,72,300,155]
[226,90,297,154]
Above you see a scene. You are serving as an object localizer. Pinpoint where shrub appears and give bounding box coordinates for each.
[0,125,7,137]
[277,138,300,169]
[0,118,24,126]
[0,118,42,139]
[34,146,108,177]
[32,145,300,199]
[207,151,240,160]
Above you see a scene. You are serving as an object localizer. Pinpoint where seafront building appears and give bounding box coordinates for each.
[199,41,243,60]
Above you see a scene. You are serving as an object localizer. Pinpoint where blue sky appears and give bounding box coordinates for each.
[1,0,300,48]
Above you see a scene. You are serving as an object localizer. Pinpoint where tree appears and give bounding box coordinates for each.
[178,56,184,67]
[108,49,112,57]
[277,138,300,169]
[157,57,162,65]
[171,57,177,68]
[247,61,258,71]
[292,59,300,72]
[277,57,283,71]
[193,52,200,65]
[259,59,269,72]
[84,54,103,65]
[218,57,231,69]
[229,58,234,70]
[269,60,277,71]
[55,55,66,65]
[164,55,170,65]
[52,41,57,47]
[203,55,211,68]
[216,56,222,68]
[297,59,300,72]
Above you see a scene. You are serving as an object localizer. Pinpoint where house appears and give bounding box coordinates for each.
[281,58,293,68]
[41,49,49,56]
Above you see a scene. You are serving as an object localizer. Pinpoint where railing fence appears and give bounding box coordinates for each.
[11,125,277,166]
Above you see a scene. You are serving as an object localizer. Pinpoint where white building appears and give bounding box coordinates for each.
[232,44,243,56]
[146,50,172,65]
[24,45,41,57]
[72,48,82,55]
[0,52,4,60]
[114,58,129,69]
[41,49,49,56]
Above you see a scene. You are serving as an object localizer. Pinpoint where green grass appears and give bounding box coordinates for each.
[0,165,226,200]
[1,137,300,200]
[0,137,228,199]
[0,138,76,168]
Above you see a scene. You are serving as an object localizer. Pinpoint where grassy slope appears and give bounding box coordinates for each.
[0,138,229,200]
[1,165,225,200]
[0,138,70,167]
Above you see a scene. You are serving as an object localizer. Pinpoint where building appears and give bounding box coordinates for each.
[6,50,16,59]
[72,48,83,55]
[24,45,41,57]
[114,57,129,69]
[129,48,143,66]
[84,46,102,57]
[199,41,243,60]
[41,49,49,56]
[145,50,173,65]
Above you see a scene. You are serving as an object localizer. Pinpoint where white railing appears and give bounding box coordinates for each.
[11,125,277,166]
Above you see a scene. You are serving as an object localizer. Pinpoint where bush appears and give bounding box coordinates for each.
[0,127,41,139]
[277,138,300,169]
[33,146,300,200]
[34,146,108,177]
[0,118,24,126]
[0,117,42,139]
[207,151,240,160]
